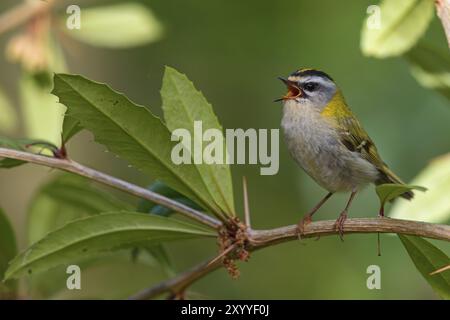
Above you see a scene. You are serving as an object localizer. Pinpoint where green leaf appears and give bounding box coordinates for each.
[0,136,27,169]
[63,3,163,48]
[376,183,426,210]
[137,181,202,216]
[5,212,215,280]
[376,183,427,204]
[390,154,450,223]
[27,173,131,244]
[162,67,235,216]
[52,73,222,216]
[0,208,17,298]
[405,43,450,101]
[361,0,434,58]
[0,136,57,169]
[62,116,83,141]
[21,72,65,147]
[398,235,450,299]
[0,88,18,134]
[136,181,202,276]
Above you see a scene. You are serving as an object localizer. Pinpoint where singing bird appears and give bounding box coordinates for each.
[277,68,413,239]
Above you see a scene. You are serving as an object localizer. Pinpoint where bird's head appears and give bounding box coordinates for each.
[276,68,338,111]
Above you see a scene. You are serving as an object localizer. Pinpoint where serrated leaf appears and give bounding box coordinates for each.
[162,67,235,216]
[399,235,450,299]
[405,43,450,101]
[5,212,215,280]
[52,73,222,216]
[63,3,163,48]
[0,88,18,134]
[28,173,131,244]
[0,208,17,298]
[361,0,434,58]
[390,154,450,223]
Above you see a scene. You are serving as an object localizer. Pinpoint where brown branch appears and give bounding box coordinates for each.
[247,217,450,249]
[0,0,55,35]
[129,257,222,300]
[1,147,449,299]
[0,147,221,229]
[131,218,450,299]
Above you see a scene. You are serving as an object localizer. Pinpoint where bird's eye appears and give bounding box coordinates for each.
[303,82,318,91]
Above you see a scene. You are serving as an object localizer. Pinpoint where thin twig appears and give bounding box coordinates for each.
[0,147,221,229]
[0,0,55,35]
[129,257,223,300]
[430,264,450,276]
[242,176,251,229]
[248,218,450,249]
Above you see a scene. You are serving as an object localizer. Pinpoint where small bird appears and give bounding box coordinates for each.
[277,68,413,239]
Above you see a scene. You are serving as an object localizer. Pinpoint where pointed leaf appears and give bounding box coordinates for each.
[376,183,426,207]
[52,73,222,215]
[399,235,450,299]
[390,154,450,223]
[162,67,235,216]
[361,0,434,58]
[5,212,215,280]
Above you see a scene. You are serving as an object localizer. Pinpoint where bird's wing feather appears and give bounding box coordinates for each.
[322,90,412,199]
[321,91,385,170]
[337,115,386,170]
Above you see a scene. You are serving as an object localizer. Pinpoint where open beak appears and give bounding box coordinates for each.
[274,77,302,102]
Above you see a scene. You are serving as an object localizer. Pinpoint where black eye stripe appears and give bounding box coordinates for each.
[303,82,318,91]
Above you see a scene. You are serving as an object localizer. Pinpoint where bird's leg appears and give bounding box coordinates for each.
[335,190,357,241]
[297,192,333,236]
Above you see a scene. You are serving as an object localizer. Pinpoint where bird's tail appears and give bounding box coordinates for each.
[376,166,414,200]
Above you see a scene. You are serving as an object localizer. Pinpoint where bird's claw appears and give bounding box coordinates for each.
[335,211,348,241]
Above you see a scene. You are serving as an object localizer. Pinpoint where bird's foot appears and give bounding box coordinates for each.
[296,215,312,239]
[334,211,348,241]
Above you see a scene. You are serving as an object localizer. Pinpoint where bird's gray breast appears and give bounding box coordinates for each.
[281,102,378,192]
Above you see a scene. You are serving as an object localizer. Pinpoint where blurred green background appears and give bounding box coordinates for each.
[0,0,449,299]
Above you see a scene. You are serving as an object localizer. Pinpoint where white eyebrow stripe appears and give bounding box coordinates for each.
[299,76,334,87]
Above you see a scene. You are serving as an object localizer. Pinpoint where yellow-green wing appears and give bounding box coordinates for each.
[322,91,386,170]
[336,115,386,170]
[322,91,412,199]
